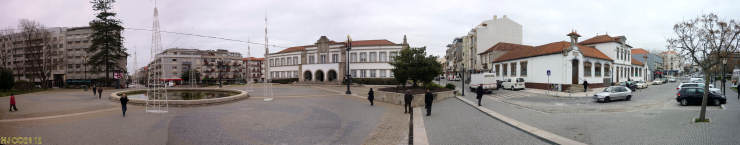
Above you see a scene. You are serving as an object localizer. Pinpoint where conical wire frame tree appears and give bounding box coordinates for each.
[146,2,168,113]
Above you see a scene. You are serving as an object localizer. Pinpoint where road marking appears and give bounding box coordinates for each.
[0,108,118,123]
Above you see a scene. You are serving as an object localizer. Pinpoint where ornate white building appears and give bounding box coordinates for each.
[266,36,408,83]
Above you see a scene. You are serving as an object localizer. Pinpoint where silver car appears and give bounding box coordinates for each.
[593,86,633,103]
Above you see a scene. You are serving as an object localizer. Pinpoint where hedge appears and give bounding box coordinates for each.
[344,78,398,85]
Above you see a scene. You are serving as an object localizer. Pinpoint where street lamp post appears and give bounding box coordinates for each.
[722,58,727,96]
[345,35,352,94]
[462,64,465,96]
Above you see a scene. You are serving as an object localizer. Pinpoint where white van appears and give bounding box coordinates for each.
[469,73,498,93]
[501,78,526,90]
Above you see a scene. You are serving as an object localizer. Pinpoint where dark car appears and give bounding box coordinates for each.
[676,87,726,106]
[618,81,637,91]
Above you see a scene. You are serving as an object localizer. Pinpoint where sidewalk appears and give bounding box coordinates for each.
[522,88,602,98]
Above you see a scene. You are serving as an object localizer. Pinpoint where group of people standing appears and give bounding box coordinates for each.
[367,88,436,116]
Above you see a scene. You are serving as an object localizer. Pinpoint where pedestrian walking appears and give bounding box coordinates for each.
[476,85,483,106]
[583,80,589,92]
[92,85,97,96]
[404,90,413,114]
[98,87,103,99]
[8,93,18,112]
[424,89,434,116]
[368,88,375,106]
[120,93,129,117]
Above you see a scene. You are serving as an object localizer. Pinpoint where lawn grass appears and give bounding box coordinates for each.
[0,89,47,97]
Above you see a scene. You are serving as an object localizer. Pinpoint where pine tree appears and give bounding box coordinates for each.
[88,0,127,86]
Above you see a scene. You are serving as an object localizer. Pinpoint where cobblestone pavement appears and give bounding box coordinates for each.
[422,98,551,145]
[0,86,393,145]
[455,81,740,145]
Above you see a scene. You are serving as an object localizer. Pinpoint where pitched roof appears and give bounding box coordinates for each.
[631,48,649,55]
[274,39,399,54]
[493,41,612,63]
[579,34,623,45]
[632,58,644,65]
[242,57,265,61]
[478,42,533,55]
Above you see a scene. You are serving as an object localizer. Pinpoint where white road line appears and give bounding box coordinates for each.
[0,108,118,123]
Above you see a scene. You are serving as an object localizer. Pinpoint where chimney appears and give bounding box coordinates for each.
[567,30,581,51]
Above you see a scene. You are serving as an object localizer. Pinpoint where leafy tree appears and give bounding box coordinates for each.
[0,68,14,90]
[666,13,740,121]
[88,0,127,87]
[390,47,443,87]
[181,70,202,85]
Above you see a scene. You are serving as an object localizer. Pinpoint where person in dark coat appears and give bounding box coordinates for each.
[92,85,97,96]
[424,89,434,116]
[404,90,413,114]
[583,80,589,92]
[120,93,129,117]
[8,93,18,112]
[98,87,103,99]
[476,85,483,106]
[368,88,375,106]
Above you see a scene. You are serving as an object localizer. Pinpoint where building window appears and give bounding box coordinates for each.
[584,62,592,77]
[172,59,177,62]
[389,70,394,77]
[351,53,357,62]
[309,55,315,64]
[282,58,286,66]
[389,51,397,62]
[351,70,357,78]
[370,69,376,77]
[369,52,377,62]
[520,61,527,76]
[502,63,508,76]
[379,52,387,62]
[604,64,610,76]
[360,69,367,78]
[595,63,602,77]
[360,52,367,62]
[495,64,500,76]
[287,57,292,65]
[320,54,326,64]
[379,70,386,77]
[332,54,338,63]
[510,62,517,76]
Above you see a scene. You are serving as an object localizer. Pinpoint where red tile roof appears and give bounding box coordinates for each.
[579,34,623,45]
[632,58,644,65]
[493,41,612,63]
[274,39,399,54]
[242,57,265,61]
[631,48,649,55]
[478,42,534,55]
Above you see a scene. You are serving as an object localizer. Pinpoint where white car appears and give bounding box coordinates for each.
[501,78,525,90]
[652,80,663,85]
[593,86,633,103]
[635,81,648,89]
[469,73,498,93]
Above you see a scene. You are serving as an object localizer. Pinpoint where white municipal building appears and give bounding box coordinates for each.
[266,36,409,83]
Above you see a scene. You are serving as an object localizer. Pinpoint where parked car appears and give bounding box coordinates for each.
[501,78,526,90]
[668,77,677,82]
[676,83,721,93]
[651,79,663,85]
[448,75,460,81]
[689,78,704,83]
[618,81,638,91]
[635,81,648,89]
[593,86,632,103]
[469,73,498,93]
[676,87,726,106]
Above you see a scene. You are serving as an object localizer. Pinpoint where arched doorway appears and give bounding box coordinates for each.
[304,71,313,81]
[328,70,337,82]
[315,70,325,82]
[572,59,579,84]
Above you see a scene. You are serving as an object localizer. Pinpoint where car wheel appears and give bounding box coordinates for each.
[680,99,688,106]
[713,99,721,106]
[626,95,632,101]
[604,97,611,103]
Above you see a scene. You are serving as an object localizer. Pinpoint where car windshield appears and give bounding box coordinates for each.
[516,78,524,82]
[603,87,612,92]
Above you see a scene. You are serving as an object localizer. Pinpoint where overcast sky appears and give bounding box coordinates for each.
[2,0,739,72]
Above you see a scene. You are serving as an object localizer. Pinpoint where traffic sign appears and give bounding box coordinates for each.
[547,70,551,76]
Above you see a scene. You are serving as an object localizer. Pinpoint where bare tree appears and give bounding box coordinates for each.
[666,13,740,121]
[19,19,55,88]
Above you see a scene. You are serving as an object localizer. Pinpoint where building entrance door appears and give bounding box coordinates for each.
[572,60,579,84]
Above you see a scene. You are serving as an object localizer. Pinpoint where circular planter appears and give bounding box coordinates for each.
[110,88,248,107]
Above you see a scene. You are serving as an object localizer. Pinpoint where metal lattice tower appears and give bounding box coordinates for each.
[146,1,168,113]
[244,38,254,92]
[132,51,138,88]
[189,57,197,88]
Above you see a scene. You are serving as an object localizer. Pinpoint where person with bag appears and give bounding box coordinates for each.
[476,85,484,106]
[8,93,18,112]
[120,93,129,117]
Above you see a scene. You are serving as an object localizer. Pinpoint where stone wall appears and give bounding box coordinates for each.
[374,90,455,107]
